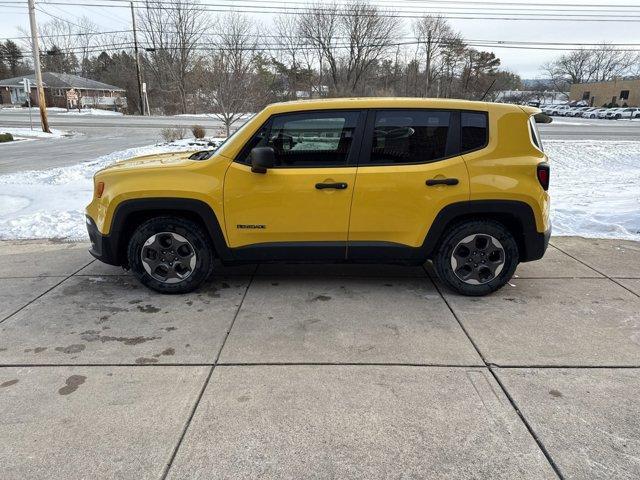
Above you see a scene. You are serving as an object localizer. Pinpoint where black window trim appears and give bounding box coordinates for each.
[357,108,489,167]
[233,109,367,169]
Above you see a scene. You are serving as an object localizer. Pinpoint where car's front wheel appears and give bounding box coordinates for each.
[127,216,214,294]
[433,220,519,296]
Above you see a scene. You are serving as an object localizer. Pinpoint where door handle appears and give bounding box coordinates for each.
[316,182,348,190]
[426,178,459,186]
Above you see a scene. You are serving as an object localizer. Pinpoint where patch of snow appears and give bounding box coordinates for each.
[0,138,638,242]
[59,108,123,116]
[0,137,225,240]
[0,106,67,113]
[173,112,254,119]
[0,127,73,139]
[546,140,640,241]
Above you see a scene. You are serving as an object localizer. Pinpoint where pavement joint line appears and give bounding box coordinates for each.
[0,363,489,368]
[2,363,639,369]
[423,265,565,480]
[159,263,258,480]
[0,259,95,326]
[549,242,640,298]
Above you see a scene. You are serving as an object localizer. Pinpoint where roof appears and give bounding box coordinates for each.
[0,72,125,91]
[265,97,523,114]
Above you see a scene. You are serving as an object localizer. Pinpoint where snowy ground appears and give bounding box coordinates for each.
[0,127,74,140]
[0,139,638,241]
[0,107,123,116]
[0,137,224,239]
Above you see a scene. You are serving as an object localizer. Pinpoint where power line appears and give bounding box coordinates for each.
[4,0,640,22]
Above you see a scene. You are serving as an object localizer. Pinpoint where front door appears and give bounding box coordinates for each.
[224,110,364,258]
[348,109,477,256]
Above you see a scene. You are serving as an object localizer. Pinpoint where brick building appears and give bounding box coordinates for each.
[569,78,640,107]
[0,72,127,111]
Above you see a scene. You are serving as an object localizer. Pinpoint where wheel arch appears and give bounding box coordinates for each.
[109,198,231,266]
[422,200,545,262]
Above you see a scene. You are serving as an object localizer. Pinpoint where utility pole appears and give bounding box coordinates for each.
[27,0,50,133]
[130,2,145,115]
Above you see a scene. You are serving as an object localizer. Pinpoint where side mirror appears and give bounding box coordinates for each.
[251,147,275,174]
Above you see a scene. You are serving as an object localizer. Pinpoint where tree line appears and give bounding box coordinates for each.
[2,1,638,129]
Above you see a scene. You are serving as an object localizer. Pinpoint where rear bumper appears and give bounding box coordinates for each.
[86,215,120,266]
[522,225,551,262]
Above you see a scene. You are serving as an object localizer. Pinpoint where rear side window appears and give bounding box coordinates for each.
[460,112,488,153]
[239,111,360,167]
[369,110,450,164]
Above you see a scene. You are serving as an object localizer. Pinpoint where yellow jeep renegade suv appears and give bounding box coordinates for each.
[86,98,550,296]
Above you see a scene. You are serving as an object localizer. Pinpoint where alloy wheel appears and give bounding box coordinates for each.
[450,234,506,285]
[140,232,197,284]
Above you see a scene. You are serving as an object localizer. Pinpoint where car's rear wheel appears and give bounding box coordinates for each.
[127,216,214,294]
[433,220,519,296]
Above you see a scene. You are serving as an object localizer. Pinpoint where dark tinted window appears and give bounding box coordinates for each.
[240,111,359,167]
[369,110,450,164]
[461,112,488,153]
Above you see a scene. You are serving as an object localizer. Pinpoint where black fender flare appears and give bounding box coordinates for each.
[107,198,232,264]
[421,200,548,262]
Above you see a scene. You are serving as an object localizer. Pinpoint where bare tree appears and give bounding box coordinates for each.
[138,0,211,113]
[18,16,102,76]
[543,44,638,90]
[413,15,452,97]
[201,13,259,136]
[299,1,400,95]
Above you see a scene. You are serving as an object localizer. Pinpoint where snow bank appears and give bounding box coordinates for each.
[59,108,123,116]
[0,138,638,241]
[0,137,224,240]
[0,127,73,139]
[546,140,640,241]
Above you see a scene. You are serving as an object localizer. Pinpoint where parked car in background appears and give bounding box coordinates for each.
[606,107,640,119]
[582,108,604,119]
[572,107,592,117]
[548,105,571,116]
[597,108,610,119]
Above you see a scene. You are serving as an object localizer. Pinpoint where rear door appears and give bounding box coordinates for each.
[347,109,477,257]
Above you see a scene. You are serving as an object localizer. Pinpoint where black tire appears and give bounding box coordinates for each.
[127,216,214,294]
[433,220,519,296]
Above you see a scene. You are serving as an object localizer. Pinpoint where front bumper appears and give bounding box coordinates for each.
[86,215,120,266]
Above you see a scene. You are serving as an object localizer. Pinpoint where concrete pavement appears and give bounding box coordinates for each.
[0,237,639,479]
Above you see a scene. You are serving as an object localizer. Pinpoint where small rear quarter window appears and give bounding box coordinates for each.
[461,112,488,153]
[529,116,543,152]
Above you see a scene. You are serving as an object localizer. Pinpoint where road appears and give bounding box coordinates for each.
[0,111,233,174]
[1,109,639,174]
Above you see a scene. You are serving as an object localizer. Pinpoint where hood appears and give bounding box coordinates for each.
[98,150,203,173]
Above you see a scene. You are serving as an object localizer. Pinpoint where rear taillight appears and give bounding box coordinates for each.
[537,163,550,191]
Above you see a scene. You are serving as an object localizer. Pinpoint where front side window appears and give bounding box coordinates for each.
[239,111,359,167]
[461,112,488,153]
[369,110,450,164]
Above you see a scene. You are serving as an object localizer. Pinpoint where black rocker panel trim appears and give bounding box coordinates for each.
[231,242,347,262]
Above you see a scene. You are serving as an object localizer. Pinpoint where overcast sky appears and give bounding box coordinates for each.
[2,0,639,78]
